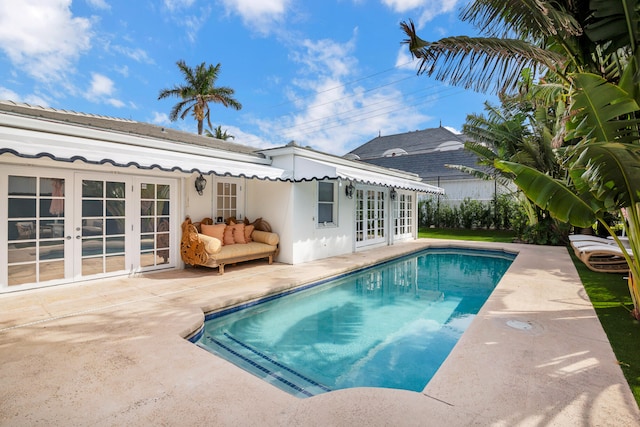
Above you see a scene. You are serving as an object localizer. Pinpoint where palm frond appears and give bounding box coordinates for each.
[462,0,583,39]
[403,32,567,93]
[463,141,497,161]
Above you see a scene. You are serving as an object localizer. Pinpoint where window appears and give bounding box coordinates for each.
[216,180,243,223]
[317,181,336,226]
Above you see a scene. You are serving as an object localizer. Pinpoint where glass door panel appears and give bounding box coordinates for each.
[355,186,386,248]
[139,181,171,268]
[6,175,68,287]
[77,177,128,278]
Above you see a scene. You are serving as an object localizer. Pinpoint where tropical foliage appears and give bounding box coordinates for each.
[402,0,640,318]
[204,125,235,141]
[158,60,242,135]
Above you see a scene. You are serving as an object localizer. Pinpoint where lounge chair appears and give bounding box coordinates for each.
[571,242,633,273]
[569,234,632,255]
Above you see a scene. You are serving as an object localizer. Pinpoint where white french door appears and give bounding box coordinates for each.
[74,174,133,280]
[355,186,386,248]
[4,169,73,288]
[2,168,177,292]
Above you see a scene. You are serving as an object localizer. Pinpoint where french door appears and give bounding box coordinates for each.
[2,168,176,292]
[355,186,386,248]
[74,174,132,280]
[5,170,73,287]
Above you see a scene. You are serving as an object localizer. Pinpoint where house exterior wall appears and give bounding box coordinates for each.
[184,173,214,221]
[245,179,293,264]
[287,180,355,264]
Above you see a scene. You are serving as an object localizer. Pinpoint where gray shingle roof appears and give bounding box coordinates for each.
[349,127,467,160]
[347,127,494,181]
[362,149,485,180]
[0,100,263,158]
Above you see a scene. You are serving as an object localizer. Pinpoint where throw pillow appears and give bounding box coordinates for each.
[244,224,254,242]
[232,223,248,244]
[223,225,235,245]
[201,223,225,242]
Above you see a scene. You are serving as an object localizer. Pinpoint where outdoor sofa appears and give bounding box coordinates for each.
[180,217,279,274]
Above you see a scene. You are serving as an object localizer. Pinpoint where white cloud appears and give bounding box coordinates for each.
[444,125,461,134]
[395,46,420,70]
[88,73,115,97]
[86,72,124,107]
[381,0,460,27]
[106,98,125,108]
[86,0,110,10]
[164,0,196,11]
[0,0,92,82]
[182,8,212,43]
[0,87,20,102]
[160,1,211,43]
[245,35,431,154]
[0,86,50,106]
[382,0,427,12]
[151,111,170,124]
[111,45,154,64]
[219,0,290,34]
[114,65,129,77]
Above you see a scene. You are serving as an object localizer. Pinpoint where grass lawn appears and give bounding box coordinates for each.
[420,227,640,406]
[418,227,517,242]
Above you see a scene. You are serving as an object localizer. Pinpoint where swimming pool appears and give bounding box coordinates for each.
[194,248,515,398]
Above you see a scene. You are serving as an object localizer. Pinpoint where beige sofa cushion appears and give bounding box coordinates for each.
[198,233,222,254]
[252,230,279,246]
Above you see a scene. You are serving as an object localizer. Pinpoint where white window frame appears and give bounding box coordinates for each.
[213,177,244,223]
[317,180,338,227]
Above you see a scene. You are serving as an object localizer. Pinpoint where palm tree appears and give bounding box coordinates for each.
[450,83,569,244]
[158,60,242,135]
[401,0,640,317]
[204,125,235,141]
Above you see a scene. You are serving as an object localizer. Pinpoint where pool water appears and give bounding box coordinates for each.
[195,248,515,398]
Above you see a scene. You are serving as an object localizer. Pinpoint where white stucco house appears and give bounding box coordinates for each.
[0,101,443,293]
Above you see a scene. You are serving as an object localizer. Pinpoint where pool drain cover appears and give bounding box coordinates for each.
[506,320,533,331]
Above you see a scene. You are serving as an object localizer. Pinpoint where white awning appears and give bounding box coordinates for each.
[293,157,444,194]
[0,128,288,181]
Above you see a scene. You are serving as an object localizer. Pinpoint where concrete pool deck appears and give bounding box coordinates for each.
[1,239,639,426]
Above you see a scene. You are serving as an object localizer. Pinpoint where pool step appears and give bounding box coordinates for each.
[198,333,331,398]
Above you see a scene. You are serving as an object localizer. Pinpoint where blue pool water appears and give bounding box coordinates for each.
[194,248,515,398]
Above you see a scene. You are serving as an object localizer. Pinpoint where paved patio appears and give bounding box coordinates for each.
[1,239,639,426]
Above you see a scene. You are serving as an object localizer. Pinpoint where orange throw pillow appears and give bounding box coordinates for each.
[232,223,248,244]
[223,225,235,245]
[201,224,225,242]
[244,224,254,242]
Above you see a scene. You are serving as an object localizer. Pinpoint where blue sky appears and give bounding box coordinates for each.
[0,0,495,155]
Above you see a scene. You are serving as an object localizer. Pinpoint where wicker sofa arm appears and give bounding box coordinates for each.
[180,218,209,266]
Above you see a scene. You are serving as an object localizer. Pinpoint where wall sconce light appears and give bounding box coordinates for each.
[345,182,355,199]
[195,174,207,195]
[390,188,397,200]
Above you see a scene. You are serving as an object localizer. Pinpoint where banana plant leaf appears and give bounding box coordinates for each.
[495,160,596,227]
[566,73,640,144]
[573,142,640,209]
